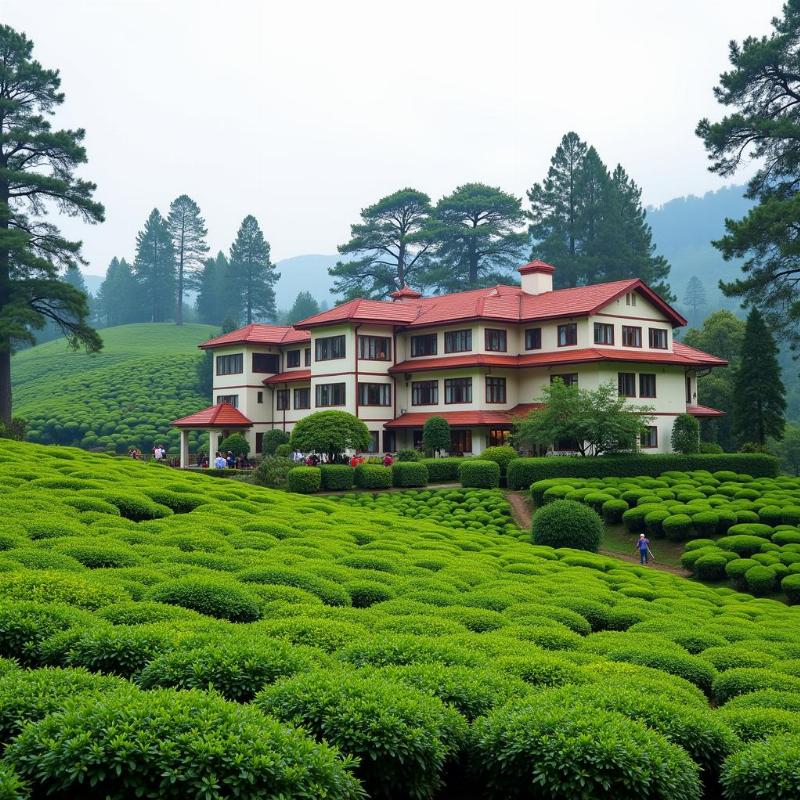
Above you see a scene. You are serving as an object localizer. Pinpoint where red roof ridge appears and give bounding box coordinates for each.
[172,403,253,428]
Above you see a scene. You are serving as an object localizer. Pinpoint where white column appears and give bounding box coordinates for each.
[179,429,189,469]
[209,430,216,463]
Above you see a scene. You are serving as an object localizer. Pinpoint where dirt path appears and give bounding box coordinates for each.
[505,491,690,577]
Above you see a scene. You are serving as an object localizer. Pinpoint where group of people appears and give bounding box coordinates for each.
[295,452,395,468]
[210,451,252,469]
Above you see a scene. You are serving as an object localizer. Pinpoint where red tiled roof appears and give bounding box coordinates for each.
[384,403,543,429]
[519,259,556,275]
[263,369,311,385]
[199,324,310,349]
[172,403,253,428]
[390,344,725,374]
[295,278,687,330]
[687,404,725,417]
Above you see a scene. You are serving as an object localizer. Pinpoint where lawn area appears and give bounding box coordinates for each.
[601,522,685,568]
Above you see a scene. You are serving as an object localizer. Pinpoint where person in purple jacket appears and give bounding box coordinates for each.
[636,533,655,565]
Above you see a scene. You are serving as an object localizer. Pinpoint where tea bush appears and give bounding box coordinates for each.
[320,465,355,491]
[531,499,603,552]
[354,464,392,489]
[459,460,500,488]
[391,462,428,488]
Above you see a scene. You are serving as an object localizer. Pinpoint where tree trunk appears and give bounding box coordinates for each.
[176,250,184,326]
[0,348,10,428]
[0,181,11,426]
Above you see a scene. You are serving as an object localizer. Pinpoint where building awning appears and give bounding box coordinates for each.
[263,369,311,385]
[686,404,725,418]
[171,403,253,429]
[384,404,542,429]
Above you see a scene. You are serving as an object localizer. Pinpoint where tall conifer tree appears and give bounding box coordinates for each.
[228,216,278,324]
[97,258,141,327]
[133,209,176,323]
[167,195,208,326]
[0,25,104,425]
[733,308,786,446]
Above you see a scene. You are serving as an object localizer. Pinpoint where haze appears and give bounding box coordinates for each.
[0,0,784,276]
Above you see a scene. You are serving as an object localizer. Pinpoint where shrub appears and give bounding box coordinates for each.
[712,668,800,704]
[219,432,250,457]
[470,703,700,800]
[476,446,519,479]
[238,567,351,607]
[531,500,603,553]
[138,640,314,701]
[275,443,292,458]
[287,467,322,494]
[354,464,392,489]
[421,458,462,482]
[396,449,422,461]
[147,578,261,622]
[725,558,760,590]
[782,573,800,604]
[257,670,466,799]
[645,509,671,538]
[5,688,361,800]
[745,565,777,596]
[262,429,290,455]
[717,534,767,558]
[290,411,371,462]
[459,460,500,489]
[422,416,451,456]
[690,511,719,537]
[255,456,295,488]
[694,554,729,582]
[720,734,800,800]
[663,514,695,541]
[319,465,354,491]
[392,462,428,488]
[672,414,700,454]
[601,498,628,524]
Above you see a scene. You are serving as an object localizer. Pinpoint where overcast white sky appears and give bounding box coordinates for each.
[1,0,784,275]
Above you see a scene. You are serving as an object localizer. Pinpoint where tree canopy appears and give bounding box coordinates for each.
[167,195,208,325]
[285,291,320,324]
[422,416,451,456]
[289,411,371,462]
[229,215,278,324]
[331,189,433,299]
[513,378,653,456]
[133,209,175,323]
[697,1,800,344]
[0,24,104,425]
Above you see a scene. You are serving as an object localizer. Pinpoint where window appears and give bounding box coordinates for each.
[358,335,391,361]
[686,375,692,403]
[444,377,472,404]
[315,335,346,361]
[216,353,243,375]
[216,394,238,407]
[411,334,437,357]
[639,373,656,398]
[622,326,642,347]
[641,426,658,448]
[315,382,346,406]
[618,372,637,397]
[304,348,311,366]
[367,431,380,453]
[383,430,396,452]
[485,329,507,352]
[252,353,279,373]
[412,380,438,406]
[293,388,310,409]
[444,329,472,353]
[450,430,472,454]
[489,429,511,446]
[649,328,668,349]
[358,383,391,406]
[557,323,577,346]
[625,292,637,306]
[594,322,614,345]
[257,391,263,404]
[551,373,578,386]
[276,390,289,410]
[525,328,542,350]
[412,429,424,449]
[486,377,507,403]
[286,350,301,368]
[255,432,264,454]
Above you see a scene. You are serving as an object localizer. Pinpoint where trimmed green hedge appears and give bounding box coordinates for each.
[459,460,500,489]
[354,464,392,489]
[391,462,428,488]
[420,458,463,483]
[287,467,322,494]
[319,465,354,491]
[532,500,603,553]
[507,453,778,489]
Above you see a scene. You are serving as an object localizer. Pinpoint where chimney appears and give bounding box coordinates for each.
[518,260,555,295]
[390,286,423,303]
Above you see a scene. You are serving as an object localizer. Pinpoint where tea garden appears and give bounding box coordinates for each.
[0,439,798,798]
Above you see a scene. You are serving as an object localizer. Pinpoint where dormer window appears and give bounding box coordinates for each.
[625,292,637,306]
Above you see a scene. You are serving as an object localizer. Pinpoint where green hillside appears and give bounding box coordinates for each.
[11,323,217,453]
[0,439,798,797]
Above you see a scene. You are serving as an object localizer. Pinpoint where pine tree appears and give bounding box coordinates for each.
[35,265,91,345]
[96,258,142,327]
[133,209,175,323]
[167,195,208,325]
[286,291,320,324]
[228,216,278,324]
[527,132,588,288]
[733,308,786,446]
[422,183,528,292]
[683,276,707,324]
[331,188,432,299]
[0,24,104,425]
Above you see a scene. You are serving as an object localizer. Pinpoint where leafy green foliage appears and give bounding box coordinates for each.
[672,414,700,454]
[320,465,355,491]
[290,411,371,462]
[532,500,603,552]
[353,464,392,489]
[720,734,800,800]
[219,432,249,456]
[255,455,295,488]
[263,428,290,455]
[422,416,450,456]
[287,467,322,494]
[459,460,500,488]
[392,462,428,488]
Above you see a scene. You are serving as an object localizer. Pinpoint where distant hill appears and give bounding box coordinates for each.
[12,323,217,453]
[274,254,337,308]
[647,185,754,319]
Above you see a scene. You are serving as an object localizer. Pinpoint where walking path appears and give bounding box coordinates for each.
[505,490,689,577]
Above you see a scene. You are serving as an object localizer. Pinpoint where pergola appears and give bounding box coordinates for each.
[171,403,253,468]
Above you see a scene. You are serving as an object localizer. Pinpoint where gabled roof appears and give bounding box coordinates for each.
[384,404,543,429]
[171,403,253,428]
[199,324,310,349]
[295,278,687,330]
[687,404,725,417]
[263,369,312,385]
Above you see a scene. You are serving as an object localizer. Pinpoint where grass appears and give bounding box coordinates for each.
[11,323,217,453]
[601,523,685,567]
[0,439,797,797]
